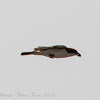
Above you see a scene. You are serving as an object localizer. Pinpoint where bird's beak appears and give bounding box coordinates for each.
[77,53,81,57]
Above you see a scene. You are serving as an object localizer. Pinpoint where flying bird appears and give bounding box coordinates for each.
[21,45,81,58]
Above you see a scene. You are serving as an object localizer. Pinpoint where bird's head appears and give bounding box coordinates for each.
[66,48,81,57]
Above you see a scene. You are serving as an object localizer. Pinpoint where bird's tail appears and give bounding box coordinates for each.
[21,52,33,55]
[21,51,42,56]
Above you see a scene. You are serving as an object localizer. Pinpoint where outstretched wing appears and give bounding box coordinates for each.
[34,45,67,51]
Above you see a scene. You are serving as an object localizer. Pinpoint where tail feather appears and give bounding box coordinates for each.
[21,51,42,56]
[21,52,33,55]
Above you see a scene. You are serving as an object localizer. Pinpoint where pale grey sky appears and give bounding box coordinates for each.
[0,0,100,100]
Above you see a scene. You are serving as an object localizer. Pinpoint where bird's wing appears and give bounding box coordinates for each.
[34,45,67,51]
[52,45,67,49]
[34,46,52,51]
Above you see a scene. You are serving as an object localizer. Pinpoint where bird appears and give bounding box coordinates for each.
[21,45,81,58]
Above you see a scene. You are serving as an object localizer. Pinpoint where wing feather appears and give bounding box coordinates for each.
[34,45,67,51]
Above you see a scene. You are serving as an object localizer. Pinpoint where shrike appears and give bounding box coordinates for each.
[21,45,81,58]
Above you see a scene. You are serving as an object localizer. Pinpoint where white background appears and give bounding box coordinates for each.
[0,0,100,100]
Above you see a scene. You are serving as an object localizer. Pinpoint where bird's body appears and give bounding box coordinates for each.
[21,45,81,58]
